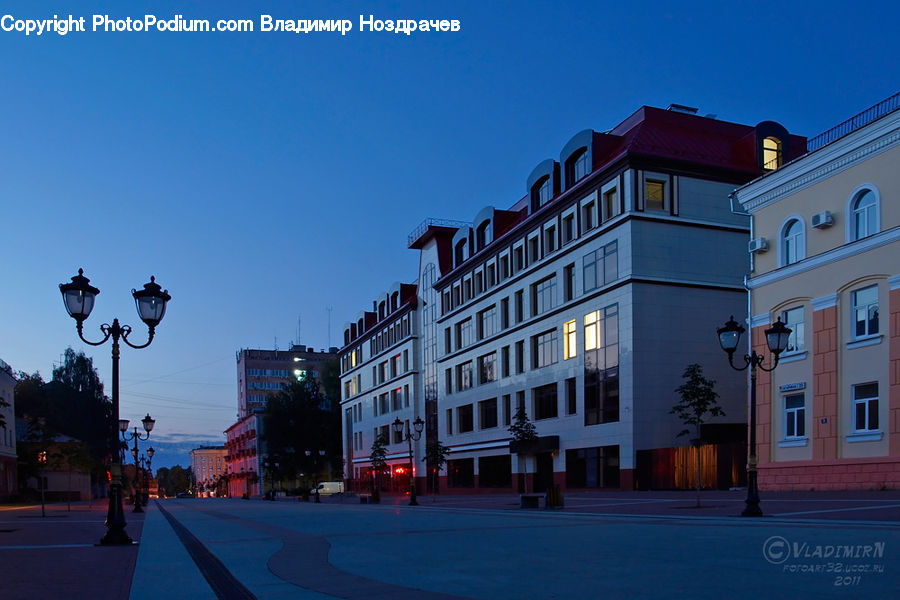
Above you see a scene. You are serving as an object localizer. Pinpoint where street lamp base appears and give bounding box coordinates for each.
[133,503,144,513]
[409,497,418,506]
[741,501,763,517]
[99,527,134,545]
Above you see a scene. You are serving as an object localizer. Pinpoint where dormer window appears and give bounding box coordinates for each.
[531,176,552,212]
[476,220,491,251]
[762,136,783,170]
[454,239,467,266]
[566,148,589,188]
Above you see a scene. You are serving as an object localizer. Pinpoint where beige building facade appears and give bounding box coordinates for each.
[735,95,900,489]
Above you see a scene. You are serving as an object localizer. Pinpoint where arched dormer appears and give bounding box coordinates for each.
[452,226,472,268]
[473,206,495,252]
[755,121,791,170]
[388,282,403,313]
[560,129,594,190]
[526,159,559,214]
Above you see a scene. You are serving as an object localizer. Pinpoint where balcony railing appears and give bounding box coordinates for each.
[407,217,471,247]
[807,92,900,152]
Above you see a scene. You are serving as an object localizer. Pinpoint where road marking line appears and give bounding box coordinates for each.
[773,504,900,516]
[0,543,95,549]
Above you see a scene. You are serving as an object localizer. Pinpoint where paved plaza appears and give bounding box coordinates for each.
[2,491,899,599]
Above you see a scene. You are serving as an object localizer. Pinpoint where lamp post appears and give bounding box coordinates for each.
[718,315,791,517]
[122,414,155,514]
[393,416,424,506]
[60,269,170,545]
[146,447,155,502]
[38,450,47,518]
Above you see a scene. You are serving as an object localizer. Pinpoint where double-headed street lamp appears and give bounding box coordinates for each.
[718,315,791,517]
[60,269,170,545]
[146,446,155,502]
[122,414,155,513]
[393,416,424,506]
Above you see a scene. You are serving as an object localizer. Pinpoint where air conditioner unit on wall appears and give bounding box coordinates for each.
[748,237,768,253]
[811,210,834,229]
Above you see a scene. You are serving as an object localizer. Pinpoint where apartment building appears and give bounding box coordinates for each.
[340,283,421,492]
[734,93,900,490]
[190,445,227,497]
[0,358,18,501]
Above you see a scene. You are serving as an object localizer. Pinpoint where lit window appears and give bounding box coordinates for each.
[851,286,879,338]
[851,190,878,240]
[781,219,804,265]
[762,137,782,170]
[645,179,666,211]
[564,320,577,359]
[853,383,878,432]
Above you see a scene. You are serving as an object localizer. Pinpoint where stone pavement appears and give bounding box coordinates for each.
[3,490,900,599]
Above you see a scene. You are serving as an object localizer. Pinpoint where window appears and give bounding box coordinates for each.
[562,213,575,245]
[645,178,666,211]
[853,383,878,431]
[564,319,577,359]
[544,225,557,255]
[446,409,453,435]
[478,352,497,384]
[478,305,497,340]
[458,404,474,433]
[583,241,618,292]
[478,455,511,488]
[852,286,879,338]
[781,218,804,266]
[781,306,805,353]
[392,423,403,444]
[503,394,511,425]
[784,394,805,438]
[515,340,525,374]
[514,290,524,323]
[566,377,577,415]
[532,329,558,369]
[486,264,496,287]
[454,239,467,267]
[531,276,557,316]
[444,328,451,354]
[500,255,510,280]
[479,398,498,429]
[851,189,878,240]
[581,200,596,233]
[391,388,400,411]
[531,176,552,211]
[456,361,473,391]
[566,149,589,186]
[513,245,524,272]
[516,390,525,411]
[501,346,510,378]
[534,383,558,420]
[563,263,575,302]
[476,221,490,250]
[447,458,474,487]
[528,236,540,264]
[602,186,619,221]
[500,298,510,329]
[762,136,782,170]
[455,318,473,350]
[584,305,619,425]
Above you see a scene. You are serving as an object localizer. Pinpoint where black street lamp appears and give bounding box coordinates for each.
[60,269,170,545]
[146,447,155,502]
[392,416,424,506]
[718,315,791,517]
[122,414,155,514]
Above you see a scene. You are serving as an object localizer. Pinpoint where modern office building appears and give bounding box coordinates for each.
[0,359,17,501]
[226,344,337,497]
[340,282,422,492]
[734,93,900,490]
[341,104,806,492]
[190,445,227,497]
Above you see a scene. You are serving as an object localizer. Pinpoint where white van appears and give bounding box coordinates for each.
[312,481,344,496]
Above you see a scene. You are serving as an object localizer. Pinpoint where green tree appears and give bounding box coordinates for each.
[369,434,387,503]
[422,439,450,499]
[261,376,341,487]
[508,405,538,493]
[671,363,724,507]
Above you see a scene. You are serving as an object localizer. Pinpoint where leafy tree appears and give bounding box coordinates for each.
[671,363,724,507]
[261,376,341,486]
[422,439,450,499]
[369,433,387,503]
[156,465,192,496]
[508,405,538,493]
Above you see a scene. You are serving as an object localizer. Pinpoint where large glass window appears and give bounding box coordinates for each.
[853,383,878,431]
[645,179,666,211]
[456,361,473,391]
[852,189,877,240]
[478,305,497,339]
[458,404,474,433]
[479,398,498,429]
[784,394,805,438]
[533,383,558,420]
[852,286,879,338]
[781,306,805,353]
[455,318,473,350]
[583,241,617,292]
[531,276,557,317]
[478,455,511,488]
[762,136,783,170]
[532,329,558,369]
[478,352,497,384]
[584,305,619,426]
[564,320,577,359]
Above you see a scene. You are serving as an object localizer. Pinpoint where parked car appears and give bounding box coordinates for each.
[312,481,344,496]
[175,492,193,498]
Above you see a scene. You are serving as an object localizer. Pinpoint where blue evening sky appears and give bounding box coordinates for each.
[1,1,896,465]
